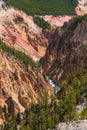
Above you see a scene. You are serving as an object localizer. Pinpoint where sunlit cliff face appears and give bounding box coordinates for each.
[0,3,73,63]
[43,16,72,27]
[75,0,87,15]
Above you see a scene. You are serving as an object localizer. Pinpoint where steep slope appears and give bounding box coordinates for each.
[0,4,73,62]
[1,66,87,129]
[0,48,53,124]
[41,15,87,85]
[0,6,49,61]
[0,0,76,124]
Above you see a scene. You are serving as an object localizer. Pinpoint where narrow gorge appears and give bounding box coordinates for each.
[0,0,87,130]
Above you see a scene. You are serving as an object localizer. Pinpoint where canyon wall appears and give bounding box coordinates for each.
[0,7,49,61]
[75,0,87,15]
[0,49,54,124]
[0,1,73,62]
[41,17,87,85]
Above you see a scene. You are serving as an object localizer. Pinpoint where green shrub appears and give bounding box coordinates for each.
[34,16,50,30]
[0,39,36,67]
[68,14,87,30]
[80,106,87,119]
[3,67,87,130]
[14,15,24,23]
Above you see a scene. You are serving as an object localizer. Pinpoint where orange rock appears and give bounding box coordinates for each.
[75,0,87,15]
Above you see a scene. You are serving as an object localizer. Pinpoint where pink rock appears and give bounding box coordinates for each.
[43,15,73,27]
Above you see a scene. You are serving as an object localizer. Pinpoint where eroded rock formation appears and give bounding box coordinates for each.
[0,49,54,124]
[41,17,87,85]
[75,0,87,15]
[0,7,49,61]
[0,1,73,62]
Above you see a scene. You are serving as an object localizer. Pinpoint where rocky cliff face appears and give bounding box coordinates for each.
[0,6,49,61]
[0,48,54,124]
[0,1,73,62]
[0,1,75,125]
[1,0,87,126]
[43,16,72,27]
[41,17,87,85]
[75,0,87,15]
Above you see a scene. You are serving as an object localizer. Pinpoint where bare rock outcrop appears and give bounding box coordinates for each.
[54,120,87,130]
[0,49,54,124]
[75,0,87,15]
[0,1,73,61]
[41,17,87,85]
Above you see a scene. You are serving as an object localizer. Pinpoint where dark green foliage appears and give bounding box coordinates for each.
[14,15,24,23]
[0,40,36,67]
[68,14,87,30]
[3,68,87,130]
[2,105,6,113]
[80,105,87,119]
[84,93,87,99]
[59,86,77,122]
[59,68,87,121]
[5,0,77,15]
[62,14,87,37]
[34,16,50,30]
[3,96,60,130]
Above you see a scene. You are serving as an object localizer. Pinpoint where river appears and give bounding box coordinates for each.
[46,75,61,94]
